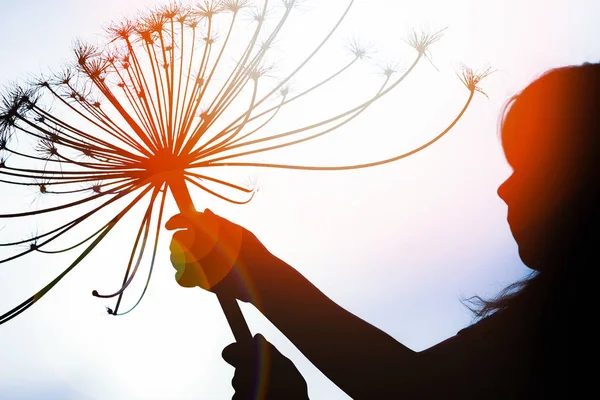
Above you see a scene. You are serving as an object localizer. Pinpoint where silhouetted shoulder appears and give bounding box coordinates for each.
[417,276,575,399]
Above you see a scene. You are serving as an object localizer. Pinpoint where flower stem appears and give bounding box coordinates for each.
[168,174,251,343]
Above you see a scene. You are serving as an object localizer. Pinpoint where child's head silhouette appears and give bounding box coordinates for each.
[498,63,600,272]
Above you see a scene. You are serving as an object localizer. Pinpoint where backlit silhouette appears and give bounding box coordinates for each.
[168,63,596,398]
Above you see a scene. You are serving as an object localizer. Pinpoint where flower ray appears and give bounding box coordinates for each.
[0,184,154,326]
[92,185,161,300]
[114,187,166,315]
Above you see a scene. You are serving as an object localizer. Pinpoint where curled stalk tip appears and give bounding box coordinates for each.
[458,64,495,98]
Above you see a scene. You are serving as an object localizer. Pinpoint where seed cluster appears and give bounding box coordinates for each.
[0,0,489,324]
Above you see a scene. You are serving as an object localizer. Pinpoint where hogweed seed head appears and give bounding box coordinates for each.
[0,1,489,324]
[404,27,447,55]
[345,37,374,60]
[458,64,495,98]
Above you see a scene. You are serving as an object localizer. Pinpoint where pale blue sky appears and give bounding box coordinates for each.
[1,1,599,399]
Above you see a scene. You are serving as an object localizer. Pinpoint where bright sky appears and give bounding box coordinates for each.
[0,1,598,399]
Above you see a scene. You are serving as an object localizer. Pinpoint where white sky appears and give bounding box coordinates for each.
[1,1,599,399]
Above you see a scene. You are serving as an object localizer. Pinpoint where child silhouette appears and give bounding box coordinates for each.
[167,63,597,399]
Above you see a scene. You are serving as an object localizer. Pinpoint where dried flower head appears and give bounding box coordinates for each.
[458,64,495,98]
[0,1,488,325]
[345,37,374,60]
